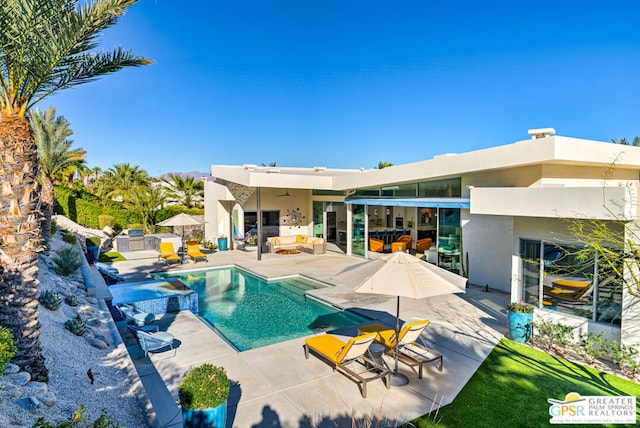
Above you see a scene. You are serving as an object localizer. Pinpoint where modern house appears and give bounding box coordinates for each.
[204,129,640,348]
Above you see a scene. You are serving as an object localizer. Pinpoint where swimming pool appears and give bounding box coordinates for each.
[152,267,368,351]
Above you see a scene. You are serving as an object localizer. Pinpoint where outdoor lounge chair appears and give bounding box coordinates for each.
[358,319,442,378]
[127,325,175,359]
[158,242,180,265]
[186,241,208,262]
[94,262,125,285]
[304,332,390,398]
[118,304,155,327]
[543,280,593,303]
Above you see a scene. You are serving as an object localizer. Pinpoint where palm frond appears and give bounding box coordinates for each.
[0,0,150,115]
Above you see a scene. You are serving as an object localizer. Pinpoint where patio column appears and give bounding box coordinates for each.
[257,187,262,261]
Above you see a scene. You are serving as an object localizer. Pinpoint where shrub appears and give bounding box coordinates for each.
[531,320,574,351]
[65,295,79,307]
[0,326,17,376]
[62,233,77,245]
[126,223,144,231]
[33,406,122,428]
[98,215,115,230]
[54,185,139,231]
[52,244,83,276]
[86,236,101,247]
[178,364,229,410]
[51,219,57,234]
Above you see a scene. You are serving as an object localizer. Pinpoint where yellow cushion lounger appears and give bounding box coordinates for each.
[358,319,442,378]
[186,241,208,262]
[304,332,390,398]
[158,242,180,265]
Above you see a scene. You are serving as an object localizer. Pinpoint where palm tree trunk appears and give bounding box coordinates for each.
[0,114,48,381]
[41,176,55,236]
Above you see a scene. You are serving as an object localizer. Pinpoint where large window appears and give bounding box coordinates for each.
[418,178,461,198]
[352,205,365,256]
[437,208,461,272]
[312,201,324,238]
[520,239,622,325]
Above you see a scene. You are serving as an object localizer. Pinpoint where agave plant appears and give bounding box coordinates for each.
[39,290,62,311]
[64,315,86,336]
[65,295,79,307]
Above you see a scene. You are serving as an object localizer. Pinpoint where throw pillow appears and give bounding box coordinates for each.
[296,235,307,244]
[272,238,280,246]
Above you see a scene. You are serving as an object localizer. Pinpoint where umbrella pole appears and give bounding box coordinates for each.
[390,295,409,387]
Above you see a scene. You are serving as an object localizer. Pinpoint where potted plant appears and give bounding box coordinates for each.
[217,235,228,252]
[85,236,101,264]
[507,302,535,343]
[178,364,230,428]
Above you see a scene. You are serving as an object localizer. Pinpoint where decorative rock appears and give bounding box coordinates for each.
[86,317,102,327]
[6,372,30,386]
[16,396,39,412]
[25,381,49,395]
[3,363,19,374]
[77,305,95,316]
[36,391,57,407]
[86,337,109,349]
[84,297,98,305]
[25,381,48,394]
[2,383,22,398]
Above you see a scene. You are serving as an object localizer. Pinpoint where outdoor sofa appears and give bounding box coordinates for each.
[266,235,326,254]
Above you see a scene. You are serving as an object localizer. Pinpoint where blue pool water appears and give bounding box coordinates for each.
[152,267,368,351]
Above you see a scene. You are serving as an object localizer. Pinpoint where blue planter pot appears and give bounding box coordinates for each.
[508,311,533,343]
[182,401,227,428]
[86,246,99,264]
[217,238,228,251]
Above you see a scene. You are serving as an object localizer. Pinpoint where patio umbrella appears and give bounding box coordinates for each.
[156,214,204,263]
[354,250,467,385]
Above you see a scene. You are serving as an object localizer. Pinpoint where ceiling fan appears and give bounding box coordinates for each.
[276,189,295,197]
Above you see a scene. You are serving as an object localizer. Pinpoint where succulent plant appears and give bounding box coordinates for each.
[39,290,62,311]
[65,294,79,306]
[65,314,86,336]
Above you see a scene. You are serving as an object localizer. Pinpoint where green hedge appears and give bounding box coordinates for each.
[54,185,140,232]
[54,186,204,233]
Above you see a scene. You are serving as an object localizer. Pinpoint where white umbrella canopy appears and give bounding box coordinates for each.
[354,250,466,385]
[156,214,204,263]
[354,251,467,298]
[156,213,204,227]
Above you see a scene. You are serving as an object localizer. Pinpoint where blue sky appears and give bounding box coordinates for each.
[48,1,640,177]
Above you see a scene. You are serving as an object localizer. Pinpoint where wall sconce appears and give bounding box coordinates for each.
[386,208,390,215]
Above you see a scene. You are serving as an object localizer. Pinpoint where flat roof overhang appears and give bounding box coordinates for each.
[345,197,470,208]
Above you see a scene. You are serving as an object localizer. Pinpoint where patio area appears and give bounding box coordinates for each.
[108,248,509,427]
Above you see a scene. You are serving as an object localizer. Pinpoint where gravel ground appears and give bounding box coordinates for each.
[0,234,147,427]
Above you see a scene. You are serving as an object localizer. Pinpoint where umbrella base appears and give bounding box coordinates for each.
[389,372,409,387]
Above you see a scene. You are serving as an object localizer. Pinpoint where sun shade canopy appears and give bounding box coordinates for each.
[344,198,470,208]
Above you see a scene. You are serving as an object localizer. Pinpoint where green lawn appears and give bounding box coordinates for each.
[408,339,639,428]
[97,251,126,262]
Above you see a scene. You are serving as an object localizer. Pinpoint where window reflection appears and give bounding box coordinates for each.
[520,240,622,325]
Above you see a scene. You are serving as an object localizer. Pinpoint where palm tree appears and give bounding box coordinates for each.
[129,186,167,233]
[96,163,151,206]
[376,161,394,169]
[0,0,150,381]
[161,173,205,208]
[31,106,87,235]
[612,136,640,146]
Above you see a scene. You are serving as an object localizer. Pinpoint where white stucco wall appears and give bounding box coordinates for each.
[203,180,235,242]
[465,213,514,292]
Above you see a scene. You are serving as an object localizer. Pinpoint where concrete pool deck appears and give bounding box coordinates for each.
[109,247,509,427]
